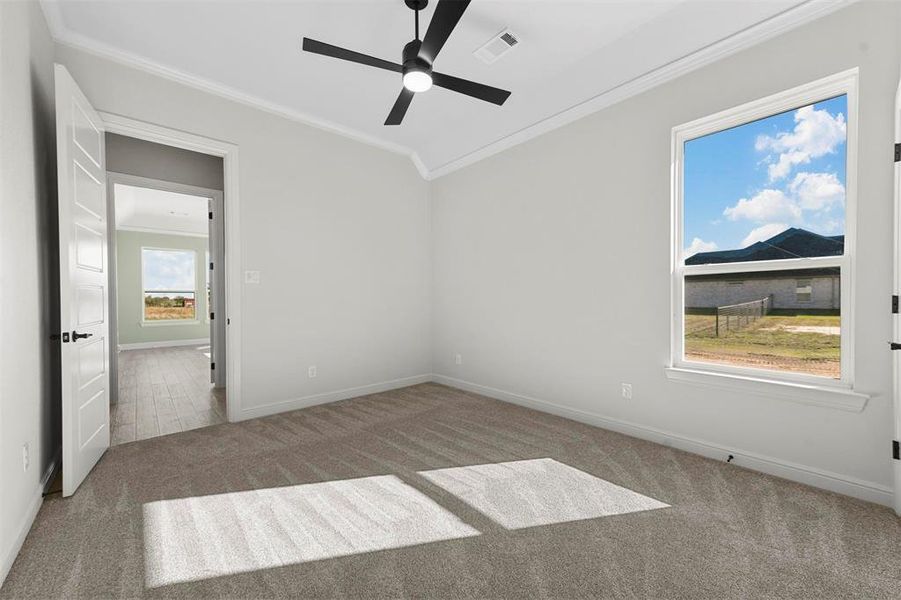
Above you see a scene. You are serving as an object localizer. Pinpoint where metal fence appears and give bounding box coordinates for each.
[716,296,771,336]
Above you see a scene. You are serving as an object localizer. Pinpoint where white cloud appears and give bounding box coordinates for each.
[684,237,718,258]
[723,189,801,223]
[144,249,195,291]
[756,105,846,181]
[789,171,845,211]
[741,223,789,248]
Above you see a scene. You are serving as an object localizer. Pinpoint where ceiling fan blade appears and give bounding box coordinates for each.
[303,38,402,74]
[385,88,415,125]
[418,0,471,64]
[432,72,511,105]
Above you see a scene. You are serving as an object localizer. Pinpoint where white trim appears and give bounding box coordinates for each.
[0,449,59,588]
[0,488,43,589]
[39,1,418,165]
[237,374,432,421]
[139,320,201,328]
[39,0,854,181]
[891,62,901,516]
[670,69,859,388]
[118,338,209,351]
[664,367,869,412]
[100,112,243,423]
[432,374,892,506]
[116,225,208,238]
[682,255,843,277]
[425,0,857,179]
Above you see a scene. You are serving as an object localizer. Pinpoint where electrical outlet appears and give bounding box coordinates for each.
[454,353,462,365]
[308,366,317,378]
[22,443,29,472]
[621,383,633,400]
[244,270,261,284]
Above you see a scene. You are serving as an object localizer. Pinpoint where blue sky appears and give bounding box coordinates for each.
[683,95,847,259]
[143,249,195,292]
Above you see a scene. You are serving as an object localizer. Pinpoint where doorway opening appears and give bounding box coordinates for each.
[106,150,227,444]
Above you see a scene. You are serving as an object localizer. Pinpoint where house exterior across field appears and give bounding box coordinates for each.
[685,228,842,311]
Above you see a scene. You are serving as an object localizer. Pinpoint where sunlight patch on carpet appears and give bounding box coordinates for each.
[142,475,479,588]
[420,458,669,530]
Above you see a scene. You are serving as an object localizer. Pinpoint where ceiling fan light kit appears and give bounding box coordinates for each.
[302,0,511,126]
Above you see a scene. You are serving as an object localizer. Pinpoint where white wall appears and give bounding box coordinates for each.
[54,42,432,419]
[0,0,58,585]
[431,2,900,504]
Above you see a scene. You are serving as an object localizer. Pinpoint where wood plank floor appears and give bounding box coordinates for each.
[111,345,226,445]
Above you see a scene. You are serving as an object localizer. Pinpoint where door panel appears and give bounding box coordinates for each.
[56,64,110,497]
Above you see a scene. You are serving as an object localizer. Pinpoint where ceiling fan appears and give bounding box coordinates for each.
[302,0,511,126]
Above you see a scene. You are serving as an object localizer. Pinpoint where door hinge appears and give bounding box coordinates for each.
[211,362,215,370]
[209,211,213,220]
[209,261,214,270]
[895,143,900,162]
[893,295,898,314]
[894,440,900,460]
[210,312,214,320]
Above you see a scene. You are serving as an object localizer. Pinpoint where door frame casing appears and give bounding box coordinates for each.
[106,172,225,399]
[893,70,901,516]
[100,112,242,422]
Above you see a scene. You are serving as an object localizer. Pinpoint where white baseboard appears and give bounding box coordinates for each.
[238,374,433,421]
[0,449,60,589]
[118,338,209,351]
[432,374,893,507]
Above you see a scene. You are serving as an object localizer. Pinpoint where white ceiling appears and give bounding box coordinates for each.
[45,1,835,176]
[115,184,209,237]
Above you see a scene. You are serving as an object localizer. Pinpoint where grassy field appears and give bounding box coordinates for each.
[684,313,840,378]
[144,306,196,321]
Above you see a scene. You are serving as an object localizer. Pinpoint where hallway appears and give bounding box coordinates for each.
[112,345,226,445]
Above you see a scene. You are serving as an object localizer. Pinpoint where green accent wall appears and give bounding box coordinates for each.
[116,230,210,346]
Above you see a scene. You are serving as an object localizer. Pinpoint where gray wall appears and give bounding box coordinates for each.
[57,38,432,420]
[106,133,223,190]
[0,0,58,585]
[686,276,840,310]
[431,2,900,500]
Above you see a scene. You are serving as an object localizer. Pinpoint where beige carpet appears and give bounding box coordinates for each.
[1,383,899,599]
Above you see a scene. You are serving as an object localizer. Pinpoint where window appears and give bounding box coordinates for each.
[142,248,197,321]
[673,71,856,385]
[795,279,813,303]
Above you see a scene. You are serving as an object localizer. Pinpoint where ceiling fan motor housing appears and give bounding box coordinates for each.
[402,39,431,77]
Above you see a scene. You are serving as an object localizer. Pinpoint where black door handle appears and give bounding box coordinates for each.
[72,331,93,341]
[890,342,901,351]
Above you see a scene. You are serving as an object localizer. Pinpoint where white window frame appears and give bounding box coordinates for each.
[670,69,859,395]
[140,246,200,325]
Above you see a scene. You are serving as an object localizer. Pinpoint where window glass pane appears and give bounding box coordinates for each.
[142,248,196,321]
[683,95,847,265]
[684,267,840,379]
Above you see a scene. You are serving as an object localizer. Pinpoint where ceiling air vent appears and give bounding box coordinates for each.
[474,29,520,64]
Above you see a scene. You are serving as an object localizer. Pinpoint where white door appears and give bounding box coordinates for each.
[55,64,110,497]
[894,73,901,516]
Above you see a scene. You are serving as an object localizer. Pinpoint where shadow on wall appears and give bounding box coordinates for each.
[30,63,62,486]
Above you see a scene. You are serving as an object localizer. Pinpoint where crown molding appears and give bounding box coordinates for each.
[425,0,856,180]
[41,0,855,182]
[39,1,426,174]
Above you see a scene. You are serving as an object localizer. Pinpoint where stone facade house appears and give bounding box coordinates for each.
[685,228,842,311]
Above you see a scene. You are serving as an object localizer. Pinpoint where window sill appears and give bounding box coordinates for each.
[140,320,200,328]
[664,367,870,412]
